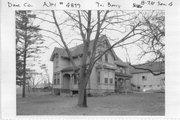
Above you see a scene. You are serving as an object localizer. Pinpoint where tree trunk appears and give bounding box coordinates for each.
[77,67,88,107]
[78,78,88,107]
[83,89,87,107]
[78,88,88,107]
[22,48,27,98]
[22,12,27,98]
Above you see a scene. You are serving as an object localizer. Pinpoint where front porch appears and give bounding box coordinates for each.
[115,72,132,93]
[53,68,79,95]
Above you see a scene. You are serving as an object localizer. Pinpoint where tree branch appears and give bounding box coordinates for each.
[129,63,165,76]
[51,10,76,67]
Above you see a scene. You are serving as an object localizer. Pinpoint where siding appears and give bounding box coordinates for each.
[131,72,165,90]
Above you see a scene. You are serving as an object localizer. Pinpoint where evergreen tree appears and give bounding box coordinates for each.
[16,10,44,97]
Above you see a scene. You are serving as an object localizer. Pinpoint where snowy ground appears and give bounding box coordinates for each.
[17,92,165,115]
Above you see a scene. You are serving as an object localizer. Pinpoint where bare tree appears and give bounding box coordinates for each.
[35,10,163,107]
[127,11,165,75]
[136,11,165,63]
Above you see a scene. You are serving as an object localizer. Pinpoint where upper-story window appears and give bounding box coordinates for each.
[105,53,108,63]
[97,71,101,84]
[118,67,126,74]
[97,50,102,62]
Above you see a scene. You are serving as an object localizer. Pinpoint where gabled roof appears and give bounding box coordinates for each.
[50,35,127,67]
[130,61,165,74]
[51,35,111,60]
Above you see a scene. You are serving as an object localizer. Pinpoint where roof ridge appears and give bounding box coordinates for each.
[56,35,107,50]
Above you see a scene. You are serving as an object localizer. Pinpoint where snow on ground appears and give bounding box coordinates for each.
[17,92,165,115]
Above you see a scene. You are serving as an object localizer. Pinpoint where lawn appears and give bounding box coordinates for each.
[17,92,165,115]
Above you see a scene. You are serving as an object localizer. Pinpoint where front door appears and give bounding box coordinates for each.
[63,74,71,89]
[115,78,124,93]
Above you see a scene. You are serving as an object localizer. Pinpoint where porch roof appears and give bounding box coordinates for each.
[61,66,80,72]
[115,72,132,78]
[96,64,117,70]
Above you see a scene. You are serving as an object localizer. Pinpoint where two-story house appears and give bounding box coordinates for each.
[50,35,131,95]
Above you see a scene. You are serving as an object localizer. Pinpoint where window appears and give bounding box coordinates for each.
[104,78,108,84]
[57,79,60,84]
[110,78,113,84]
[119,67,123,73]
[105,53,108,62]
[57,73,60,84]
[54,74,56,85]
[97,71,101,84]
[98,51,103,62]
[55,54,59,68]
[74,75,77,85]
[142,76,147,81]
[122,68,125,74]
[119,67,125,73]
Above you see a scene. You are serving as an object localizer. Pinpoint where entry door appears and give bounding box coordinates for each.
[63,74,71,89]
[115,78,124,92]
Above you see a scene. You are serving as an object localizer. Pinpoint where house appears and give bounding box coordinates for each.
[50,35,131,95]
[130,62,165,92]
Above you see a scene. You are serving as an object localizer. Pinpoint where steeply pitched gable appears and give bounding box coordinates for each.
[50,35,128,67]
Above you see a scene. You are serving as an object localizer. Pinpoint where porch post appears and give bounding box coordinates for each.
[70,73,74,96]
[124,79,127,94]
[70,73,73,90]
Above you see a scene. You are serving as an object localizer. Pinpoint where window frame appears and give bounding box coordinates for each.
[97,71,101,84]
[104,78,108,84]
[57,73,60,84]
[54,74,56,85]
[142,75,147,81]
[109,78,113,84]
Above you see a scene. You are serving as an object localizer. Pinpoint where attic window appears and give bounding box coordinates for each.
[54,53,59,59]
[56,59,59,68]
